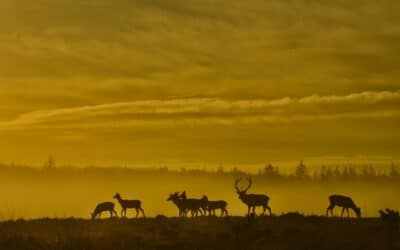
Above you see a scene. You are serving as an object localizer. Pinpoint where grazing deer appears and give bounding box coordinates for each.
[91,202,118,219]
[234,176,272,216]
[114,193,145,218]
[202,195,228,217]
[326,194,361,218]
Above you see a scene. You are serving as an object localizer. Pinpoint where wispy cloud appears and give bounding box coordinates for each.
[1,90,399,130]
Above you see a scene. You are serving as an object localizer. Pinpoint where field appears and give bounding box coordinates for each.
[0,216,399,250]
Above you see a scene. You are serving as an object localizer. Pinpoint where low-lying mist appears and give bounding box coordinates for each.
[0,166,398,219]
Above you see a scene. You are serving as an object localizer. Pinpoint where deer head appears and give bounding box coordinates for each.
[113,193,121,199]
[167,192,179,201]
[234,176,252,199]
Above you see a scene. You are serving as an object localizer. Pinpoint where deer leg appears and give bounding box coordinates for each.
[341,207,346,217]
[139,208,145,218]
[247,206,251,216]
[346,208,350,218]
[266,206,272,216]
[261,206,266,216]
[252,206,256,215]
[327,205,335,217]
[222,208,227,217]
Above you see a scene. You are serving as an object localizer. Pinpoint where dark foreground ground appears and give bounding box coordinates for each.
[0,215,399,250]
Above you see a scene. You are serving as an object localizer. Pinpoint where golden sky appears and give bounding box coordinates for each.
[0,0,399,166]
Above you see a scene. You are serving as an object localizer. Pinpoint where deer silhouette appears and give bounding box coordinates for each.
[167,192,190,217]
[179,191,207,216]
[91,202,118,219]
[326,194,361,218]
[114,193,145,218]
[202,195,228,217]
[234,176,271,216]
[167,192,201,217]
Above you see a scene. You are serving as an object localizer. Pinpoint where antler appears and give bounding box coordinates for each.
[243,176,252,192]
[234,178,242,192]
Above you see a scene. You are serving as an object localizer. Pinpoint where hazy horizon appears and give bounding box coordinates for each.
[0,165,398,220]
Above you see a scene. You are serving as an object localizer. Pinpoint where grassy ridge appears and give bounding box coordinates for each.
[0,216,398,250]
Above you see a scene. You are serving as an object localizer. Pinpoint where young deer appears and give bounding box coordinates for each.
[234,176,271,216]
[326,194,361,218]
[91,202,118,219]
[202,195,228,217]
[114,193,145,218]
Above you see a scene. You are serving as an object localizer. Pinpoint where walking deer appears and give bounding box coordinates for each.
[326,194,361,218]
[114,193,145,218]
[202,195,228,217]
[91,202,118,219]
[234,176,272,216]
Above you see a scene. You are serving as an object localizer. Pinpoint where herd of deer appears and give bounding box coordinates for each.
[91,176,361,219]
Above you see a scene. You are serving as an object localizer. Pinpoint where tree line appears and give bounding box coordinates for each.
[0,159,399,182]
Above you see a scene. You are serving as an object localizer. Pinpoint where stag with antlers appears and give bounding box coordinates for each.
[234,176,272,216]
